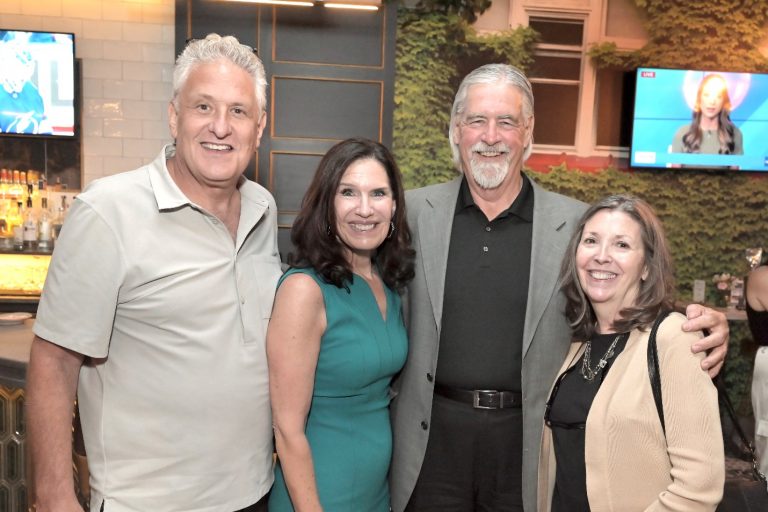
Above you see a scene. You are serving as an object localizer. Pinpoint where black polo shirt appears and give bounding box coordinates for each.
[436,175,534,391]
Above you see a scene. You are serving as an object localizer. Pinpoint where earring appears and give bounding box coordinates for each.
[387,222,395,239]
[326,224,332,237]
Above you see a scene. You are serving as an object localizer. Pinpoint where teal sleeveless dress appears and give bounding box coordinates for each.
[268,267,408,512]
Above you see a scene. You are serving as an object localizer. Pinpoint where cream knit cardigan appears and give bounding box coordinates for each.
[538,313,724,511]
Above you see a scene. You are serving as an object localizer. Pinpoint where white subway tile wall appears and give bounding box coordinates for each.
[0,0,175,186]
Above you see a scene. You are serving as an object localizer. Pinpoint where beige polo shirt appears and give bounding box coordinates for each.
[35,145,283,512]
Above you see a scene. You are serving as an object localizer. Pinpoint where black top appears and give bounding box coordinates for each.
[747,266,768,346]
[747,307,768,346]
[436,175,534,391]
[547,332,630,512]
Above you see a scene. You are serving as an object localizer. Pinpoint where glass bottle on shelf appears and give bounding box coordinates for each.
[51,194,68,241]
[38,196,52,252]
[11,201,24,250]
[10,170,23,202]
[23,187,38,250]
[0,170,9,237]
[0,169,9,197]
[0,202,8,239]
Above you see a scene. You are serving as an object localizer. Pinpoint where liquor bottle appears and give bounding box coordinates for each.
[51,195,68,241]
[23,192,38,250]
[38,196,52,252]
[0,169,9,197]
[19,171,27,197]
[0,202,8,238]
[0,170,9,234]
[10,170,23,202]
[11,201,24,250]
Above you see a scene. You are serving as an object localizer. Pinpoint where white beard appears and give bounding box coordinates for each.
[467,143,512,189]
[470,161,508,189]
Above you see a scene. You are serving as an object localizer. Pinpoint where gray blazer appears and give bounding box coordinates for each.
[390,176,588,512]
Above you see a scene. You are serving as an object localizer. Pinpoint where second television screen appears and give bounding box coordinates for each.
[630,67,768,172]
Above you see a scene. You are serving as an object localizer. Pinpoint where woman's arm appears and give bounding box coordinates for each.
[747,266,768,311]
[647,320,724,511]
[268,273,327,512]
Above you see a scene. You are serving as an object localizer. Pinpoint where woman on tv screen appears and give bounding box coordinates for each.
[671,73,743,155]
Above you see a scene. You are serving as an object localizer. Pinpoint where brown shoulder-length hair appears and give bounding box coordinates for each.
[288,137,415,292]
[559,194,676,340]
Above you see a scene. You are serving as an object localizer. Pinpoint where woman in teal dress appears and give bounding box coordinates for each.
[267,138,415,511]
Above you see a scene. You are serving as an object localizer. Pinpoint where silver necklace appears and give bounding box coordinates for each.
[581,334,621,381]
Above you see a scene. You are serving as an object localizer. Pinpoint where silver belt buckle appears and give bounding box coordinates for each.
[473,389,500,409]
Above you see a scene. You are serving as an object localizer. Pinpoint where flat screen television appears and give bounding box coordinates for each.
[0,29,76,137]
[630,67,768,172]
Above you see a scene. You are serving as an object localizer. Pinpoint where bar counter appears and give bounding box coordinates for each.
[0,318,33,511]
[0,318,33,387]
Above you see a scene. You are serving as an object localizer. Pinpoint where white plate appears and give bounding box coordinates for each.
[0,312,33,326]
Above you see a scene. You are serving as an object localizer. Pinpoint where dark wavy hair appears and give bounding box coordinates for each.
[681,74,738,154]
[559,195,676,340]
[288,137,415,292]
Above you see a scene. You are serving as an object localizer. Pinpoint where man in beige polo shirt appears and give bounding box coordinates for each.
[26,34,282,512]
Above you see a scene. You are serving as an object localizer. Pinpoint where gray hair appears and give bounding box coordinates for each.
[172,33,267,113]
[449,64,535,170]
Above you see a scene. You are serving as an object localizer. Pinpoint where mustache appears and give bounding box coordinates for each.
[470,142,511,154]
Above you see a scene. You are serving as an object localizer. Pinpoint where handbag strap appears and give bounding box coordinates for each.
[715,374,768,484]
[647,310,670,436]
[647,311,767,485]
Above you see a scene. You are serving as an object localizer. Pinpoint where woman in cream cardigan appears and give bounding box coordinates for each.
[538,195,723,511]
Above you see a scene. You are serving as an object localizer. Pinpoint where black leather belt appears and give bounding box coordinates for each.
[434,383,523,409]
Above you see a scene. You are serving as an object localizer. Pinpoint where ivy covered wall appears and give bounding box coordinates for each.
[392,3,768,411]
[393,10,537,188]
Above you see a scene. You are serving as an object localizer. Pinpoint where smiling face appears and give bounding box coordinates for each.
[576,209,648,332]
[453,82,532,191]
[333,158,395,269]
[168,58,266,192]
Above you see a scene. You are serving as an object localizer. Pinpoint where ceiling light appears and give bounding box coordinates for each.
[222,0,380,9]
[225,0,314,6]
[323,2,379,10]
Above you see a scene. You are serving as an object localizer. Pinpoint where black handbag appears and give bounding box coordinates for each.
[712,376,768,512]
[646,312,768,510]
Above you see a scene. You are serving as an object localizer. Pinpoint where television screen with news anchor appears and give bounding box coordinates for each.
[630,67,768,172]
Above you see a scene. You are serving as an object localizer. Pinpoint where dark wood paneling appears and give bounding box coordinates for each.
[274,8,384,68]
[270,151,322,228]
[176,0,260,48]
[272,77,382,140]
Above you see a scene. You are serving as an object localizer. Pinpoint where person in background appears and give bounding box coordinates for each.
[671,73,743,155]
[747,257,768,480]
[538,194,723,511]
[26,34,282,512]
[268,137,414,511]
[389,63,730,512]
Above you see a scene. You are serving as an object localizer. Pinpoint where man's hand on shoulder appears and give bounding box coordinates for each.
[682,303,729,378]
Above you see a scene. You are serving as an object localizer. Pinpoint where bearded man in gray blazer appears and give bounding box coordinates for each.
[389,63,730,512]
